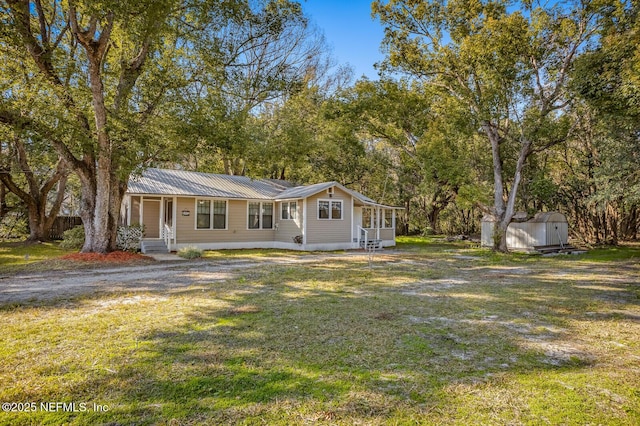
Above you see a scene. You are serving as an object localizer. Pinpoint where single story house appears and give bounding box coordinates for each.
[122,168,401,252]
[481,211,569,251]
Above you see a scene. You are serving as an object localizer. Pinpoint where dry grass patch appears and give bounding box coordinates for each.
[0,242,639,424]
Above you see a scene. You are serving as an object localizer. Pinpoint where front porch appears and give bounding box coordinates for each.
[123,193,399,253]
[124,195,176,253]
[352,203,397,250]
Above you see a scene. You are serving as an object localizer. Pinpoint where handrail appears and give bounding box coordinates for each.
[357,226,368,249]
[358,225,376,269]
[162,223,172,252]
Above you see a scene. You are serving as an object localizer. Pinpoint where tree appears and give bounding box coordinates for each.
[566,0,640,243]
[177,0,335,176]
[0,0,209,252]
[0,129,68,242]
[373,0,600,251]
[0,31,70,241]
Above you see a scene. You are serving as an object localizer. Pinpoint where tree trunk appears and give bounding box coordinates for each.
[70,9,122,254]
[0,182,8,220]
[483,121,532,252]
[77,169,124,254]
[0,138,68,242]
[427,208,440,234]
[6,2,155,253]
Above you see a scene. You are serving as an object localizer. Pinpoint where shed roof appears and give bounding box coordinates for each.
[529,212,567,223]
[481,211,567,223]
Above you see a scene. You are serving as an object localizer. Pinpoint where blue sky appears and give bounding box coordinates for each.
[301,0,385,80]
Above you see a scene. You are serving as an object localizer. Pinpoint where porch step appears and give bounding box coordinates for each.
[360,239,382,250]
[141,239,169,254]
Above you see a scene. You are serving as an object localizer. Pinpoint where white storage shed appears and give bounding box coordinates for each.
[481,212,569,251]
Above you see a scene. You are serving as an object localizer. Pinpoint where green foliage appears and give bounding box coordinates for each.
[177,245,203,259]
[60,226,85,250]
[2,0,638,248]
[174,0,334,177]
[372,0,609,247]
[575,244,640,262]
[0,211,28,241]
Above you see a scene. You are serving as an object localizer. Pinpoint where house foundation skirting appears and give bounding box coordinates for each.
[172,240,396,252]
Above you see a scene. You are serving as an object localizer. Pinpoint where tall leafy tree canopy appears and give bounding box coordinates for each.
[373,0,602,250]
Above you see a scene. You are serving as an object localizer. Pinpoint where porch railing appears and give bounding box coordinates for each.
[162,223,173,252]
[357,226,368,249]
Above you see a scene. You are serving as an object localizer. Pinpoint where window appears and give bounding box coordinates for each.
[332,201,342,219]
[318,201,330,219]
[213,201,226,229]
[248,202,274,229]
[281,201,297,220]
[196,199,226,229]
[384,209,393,228]
[196,200,211,229]
[263,203,273,229]
[318,200,342,220]
[362,208,371,228]
[248,202,260,229]
[363,207,383,228]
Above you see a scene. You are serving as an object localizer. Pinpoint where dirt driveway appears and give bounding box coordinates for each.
[0,252,370,304]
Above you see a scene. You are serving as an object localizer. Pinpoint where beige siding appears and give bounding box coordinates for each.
[175,197,275,244]
[306,188,352,244]
[379,228,394,241]
[131,196,141,225]
[275,200,303,243]
[361,228,394,241]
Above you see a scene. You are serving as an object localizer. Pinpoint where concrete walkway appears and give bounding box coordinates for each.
[145,253,189,261]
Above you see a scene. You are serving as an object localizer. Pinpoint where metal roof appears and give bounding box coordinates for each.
[127,168,401,209]
[529,212,567,223]
[341,186,377,205]
[482,211,567,223]
[275,182,336,200]
[127,168,285,199]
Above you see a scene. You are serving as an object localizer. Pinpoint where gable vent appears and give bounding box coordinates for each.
[327,187,334,196]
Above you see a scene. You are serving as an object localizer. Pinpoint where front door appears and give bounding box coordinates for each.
[142,199,161,238]
[353,206,362,241]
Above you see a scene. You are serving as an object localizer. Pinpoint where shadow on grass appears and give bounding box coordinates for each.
[1,250,639,424]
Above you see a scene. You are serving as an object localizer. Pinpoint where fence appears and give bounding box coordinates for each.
[49,216,83,240]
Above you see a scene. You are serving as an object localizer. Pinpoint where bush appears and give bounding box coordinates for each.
[116,224,144,252]
[60,226,85,249]
[177,246,203,259]
[0,211,29,241]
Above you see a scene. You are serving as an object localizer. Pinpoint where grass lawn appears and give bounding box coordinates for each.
[202,248,342,260]
[0,241,76,273]
[0,239,639,424]
[0,241,155,275]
